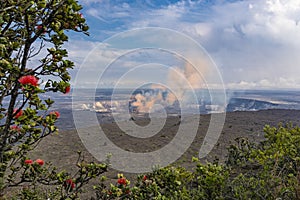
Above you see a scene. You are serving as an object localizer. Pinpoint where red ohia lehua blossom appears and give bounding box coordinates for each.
[50,111,60,118]
[37,25,47,34]
[117,178,127,186]
[35,159,44,166]
[24,159,33,165]
[13,108,23,119]
[65,179,76,189]
[10,125,21,132]
[64,85,71,94]
[143,175,147,181]
[125,189,130,194]
[18,75,39,86]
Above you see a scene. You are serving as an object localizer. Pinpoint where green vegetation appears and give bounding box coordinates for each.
[4,122,300,199]
[0,1,107,199]
[1,1,300,199]
[94,124,300,200]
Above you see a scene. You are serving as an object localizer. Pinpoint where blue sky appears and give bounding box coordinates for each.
[65,0,300,89]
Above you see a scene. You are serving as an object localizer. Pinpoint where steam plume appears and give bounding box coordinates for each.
[131,59,207,113]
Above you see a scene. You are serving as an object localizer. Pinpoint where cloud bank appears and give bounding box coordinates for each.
[68,0,300,89]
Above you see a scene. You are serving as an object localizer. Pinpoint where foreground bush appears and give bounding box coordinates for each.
[93,124,300,200]
[0,1,108,199]
[227,124,300,199]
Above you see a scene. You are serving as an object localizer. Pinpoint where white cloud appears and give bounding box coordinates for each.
[64,40,100,65]
[80,0,103,6]
[226,77,300,90]
[77,0,300,89]
[190,0,300,89]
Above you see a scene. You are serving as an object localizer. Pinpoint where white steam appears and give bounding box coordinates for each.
[131,59,207,113]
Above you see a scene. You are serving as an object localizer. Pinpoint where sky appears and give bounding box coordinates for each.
[65,0,300,90]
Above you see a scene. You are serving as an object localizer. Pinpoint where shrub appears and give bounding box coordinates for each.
[93,124,300,199]
[227,124,300,199]
[0,1,108,199]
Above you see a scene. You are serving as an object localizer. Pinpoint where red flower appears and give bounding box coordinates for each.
[117,178,127,186]
[24,159,33,165]
[64,85,71,94]
[65,179,76,189]
[10,125,21,132]
[18,75,39,86]
[125,189,130,194]
[13,108,23,119]
[50,111,60,118]
[37,25,47,34]
[35,159,44,166]
[143,175,147,181]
